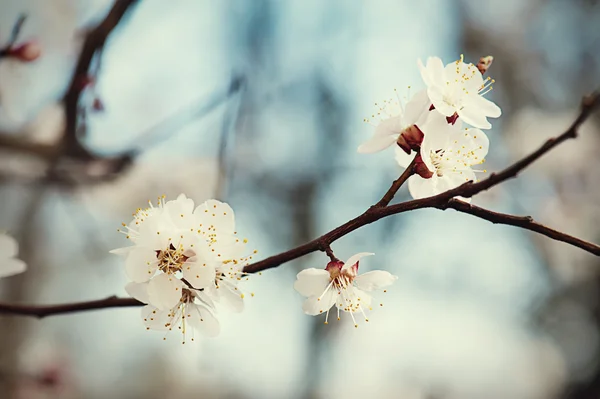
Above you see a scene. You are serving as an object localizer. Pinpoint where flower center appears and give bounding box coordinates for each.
[156,243,189,274]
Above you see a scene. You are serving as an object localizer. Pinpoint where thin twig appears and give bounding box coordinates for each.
[0,296,142,319]
[375,155,416,207]
[442,199,600,255]
[62,0,139,158]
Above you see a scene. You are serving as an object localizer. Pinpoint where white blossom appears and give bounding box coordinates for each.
[418,55,501,129]
[358,89,430,154]
[0,232,26,278]
[405,112,489,201]
[112,194,254,313]
[294,253,397,327]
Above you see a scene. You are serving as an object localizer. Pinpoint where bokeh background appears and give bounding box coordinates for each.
[0,1,599,398]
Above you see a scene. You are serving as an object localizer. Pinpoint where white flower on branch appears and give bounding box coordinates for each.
[418,55,501,129]
[358,89,430,154]
[126,282,219,341]
[112,194,254,312]
[404,112,489,201]
[294,253,397,327]
[0,232,27,278]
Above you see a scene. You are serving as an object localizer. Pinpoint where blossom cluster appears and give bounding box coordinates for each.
[358,55,501,201]
[112,194,255,341]
[112,55,501,339]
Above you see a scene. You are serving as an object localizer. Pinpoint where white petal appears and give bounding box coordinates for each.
[427,86,455,117]
[193,289,216,309]
[403,89,430,125]
[447,127,489,166]
[125,247,158,283]
[0,258,26,278]
[294,268,331,297]
[426,57,446,88]
[457,106,491,129]
[301,287,337,316]
[183,259,216,290]
[419,112,456,172]
[141,305,174,331]
[472,94,501,117]
[125,282,150,304]
[394,147,413,168]
[147,273,183,310]
[357,134,397,154]
[186,303,220,337]
[194,200,235,236]
[0,233,18,258]
[354,270,398,291]
[374,115,404,137]
[408,174,436,199]
[342,252,374,272]
[165,194,196,229]
[217,284,244,312]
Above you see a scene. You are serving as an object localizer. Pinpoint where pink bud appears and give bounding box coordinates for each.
[476,56,494,75]
[9,41,41,62]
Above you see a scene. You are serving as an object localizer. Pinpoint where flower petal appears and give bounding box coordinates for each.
[469,93,501,118]
[125,247,158,283]
[182,258,216,290]
[194,200,235,237]
[147,273,183,310]
[186,303,220,337]
[342,252,375,272]
[408,174,435,199]
[294,268,331,297]
[217,284,244,312]
[125,282,150,304]
[354,270,398,292]
[357,134,397,154]
[302,287,337,316]
[394,147,414,168]
[0,258,26,278]
[403,89,430,125]
[457,106,491,129]
[0,233,18,258]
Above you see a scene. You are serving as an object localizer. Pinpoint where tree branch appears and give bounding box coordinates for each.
[62,0,139,157]
[441,199,600,255]
[0,93,598,318]
[374,155,416,207]
[0,296,142,319]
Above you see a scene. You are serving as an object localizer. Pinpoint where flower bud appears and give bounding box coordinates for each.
[476,56,494,75]
[8,41,41,62]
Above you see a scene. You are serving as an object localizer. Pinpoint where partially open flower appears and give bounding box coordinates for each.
[294,253,397,327]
